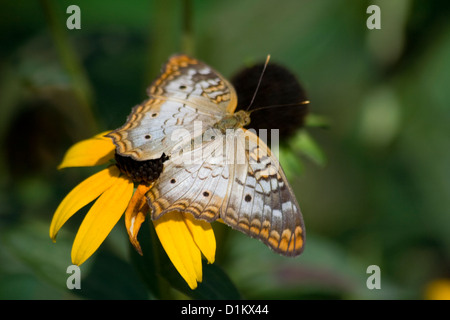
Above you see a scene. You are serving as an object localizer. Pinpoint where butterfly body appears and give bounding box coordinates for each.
[108,55,305,256]
[213,110,251,133]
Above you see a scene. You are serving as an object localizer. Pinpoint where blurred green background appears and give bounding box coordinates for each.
[1,0,449,300]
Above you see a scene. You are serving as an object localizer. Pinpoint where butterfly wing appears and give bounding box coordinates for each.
[146,128,305,257]
[109,54,305,256]
[107,55,238,161]
[146,128,231,221]
[147,55,237,114]
[220,129,305,257]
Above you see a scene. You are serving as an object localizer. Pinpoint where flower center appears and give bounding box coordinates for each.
[114,152,169,184]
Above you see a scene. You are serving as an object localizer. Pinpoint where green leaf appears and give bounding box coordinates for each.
[223,231,403,299]
[305,113,331,129]
[128,219,166,299]
[197,262,242,299]
[1,220,149,299]
[130,219,241,299]
[1,220,73,289]
[279,145,304,180]
[79,249,149,300]
[161,259,242,300]
[292,131,327,166]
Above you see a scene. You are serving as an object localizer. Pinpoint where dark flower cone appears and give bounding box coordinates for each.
[115,153,169,184]
[231,61,309,143]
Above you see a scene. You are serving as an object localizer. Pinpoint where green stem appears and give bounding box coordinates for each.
[182,0,195,56]
[146,0,179,82]
[146,0,195,84]
[40,0,98,135]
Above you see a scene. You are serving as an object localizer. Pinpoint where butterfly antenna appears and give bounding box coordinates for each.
[249,100,310,114]
[246,54,271,112]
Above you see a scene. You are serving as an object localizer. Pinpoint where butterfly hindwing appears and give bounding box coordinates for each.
[146,130,230,222]
[220,129,305,256]
[146,128,305,256]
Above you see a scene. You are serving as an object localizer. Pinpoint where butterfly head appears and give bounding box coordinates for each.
[213,110,251,133]
[234,110,251,127]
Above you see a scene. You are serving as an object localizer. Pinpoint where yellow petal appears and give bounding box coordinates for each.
[71,174,134,266]
[153,211,202,289]
[124,183,153,255]
[425,279,450,300]
[50,166,121,241]
[58,131,115,169]
[183,213,216,264]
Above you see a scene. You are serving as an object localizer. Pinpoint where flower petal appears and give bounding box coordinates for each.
[58,131,115,169]
[50,166,121,241]
[71,174,134,266]
[124,183,153,255]
[153,211,202,289]
[183,213,216,264]
[425,279,450,300]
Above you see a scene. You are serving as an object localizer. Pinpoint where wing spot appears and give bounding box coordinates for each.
[203,191,210,197]
[151,113,159,118]
[170,178,176,184]
[260,221,271,239]
[279,229,292,253]
[145,134,151,140]
[201,208,217,220]
[244,194,252,202]
[268,230,281,249]
[295,226,304,251]
[250,219,262,235]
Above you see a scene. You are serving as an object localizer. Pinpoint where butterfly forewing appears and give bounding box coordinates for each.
[108,54,237,161]
[107,99,217,160]
[147,131,231,222]
[147,55,237,114]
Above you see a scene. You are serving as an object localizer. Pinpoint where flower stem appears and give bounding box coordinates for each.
[40,0,99,136]
[146,0,195,84]
[181,0,195,56]
[147,219,174,299]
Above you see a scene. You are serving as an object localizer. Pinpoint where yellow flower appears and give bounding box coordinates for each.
[50,131,216,290]
[424,279,450,300]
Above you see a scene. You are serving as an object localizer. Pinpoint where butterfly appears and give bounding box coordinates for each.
[107,54,305,256]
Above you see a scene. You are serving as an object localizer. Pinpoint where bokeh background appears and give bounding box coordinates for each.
[1,0,449,300]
